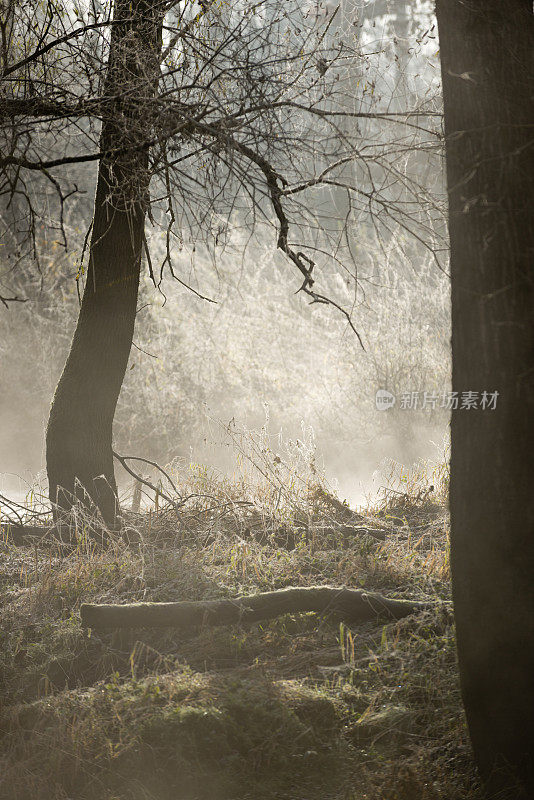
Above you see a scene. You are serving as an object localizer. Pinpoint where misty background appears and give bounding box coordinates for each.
[0,0,450,508]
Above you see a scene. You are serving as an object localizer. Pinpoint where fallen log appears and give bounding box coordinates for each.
[1,523,55,546]
[81,586,442,630]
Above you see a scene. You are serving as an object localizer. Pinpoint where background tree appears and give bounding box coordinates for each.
[436,1,534,796]
[45,0,164,528]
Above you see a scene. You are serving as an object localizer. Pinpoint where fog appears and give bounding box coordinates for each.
[0,0,449,514]
[0,227,450,512]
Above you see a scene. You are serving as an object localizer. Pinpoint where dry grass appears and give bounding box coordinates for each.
[0,449,481,800]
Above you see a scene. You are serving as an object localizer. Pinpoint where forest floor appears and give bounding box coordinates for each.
[0,457,483,800]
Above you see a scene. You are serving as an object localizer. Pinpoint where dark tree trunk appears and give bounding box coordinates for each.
[436,1,534,796]
[46,0,162,529]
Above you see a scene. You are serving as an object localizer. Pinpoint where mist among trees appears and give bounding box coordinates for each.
[1,1,532,798]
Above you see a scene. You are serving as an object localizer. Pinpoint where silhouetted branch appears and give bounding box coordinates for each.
[112,450,184,514]
[0,293,27,308]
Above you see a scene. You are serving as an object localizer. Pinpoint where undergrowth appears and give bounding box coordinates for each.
[0,446,481,800]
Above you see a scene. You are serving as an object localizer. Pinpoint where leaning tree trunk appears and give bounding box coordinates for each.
[46,0,162,529]
[436,1,534,796]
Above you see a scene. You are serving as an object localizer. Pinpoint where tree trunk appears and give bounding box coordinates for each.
[46,0,162,530]
[81,585,439,629]
[436,1,534,796]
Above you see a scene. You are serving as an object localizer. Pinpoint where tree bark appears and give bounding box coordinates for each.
[46,0,162,530]
[81,585,438,629]
[436,1,534,796]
